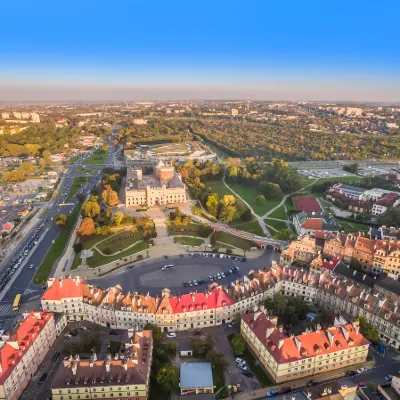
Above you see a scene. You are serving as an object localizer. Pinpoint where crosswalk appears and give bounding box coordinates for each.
[0,303,13,317]
[23,288,40,296]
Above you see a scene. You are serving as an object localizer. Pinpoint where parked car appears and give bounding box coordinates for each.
[64,333,72,339]
[242,371,254,378]
[183,282,188,287]
[356,368,368,374]
[53,352,61,362]
[167,332,177,338]
[358,382,365,387]
[228,322,235,328]
[307,380,317,387]
[109,330,119,336]
[280,387,291,394]
[193,330,202,336]
[346,371,357,377]
[237,363,247,371]
[38,373,48,384]
[235,357,246,365]
[385,375,393,381]
[266,389,279,397]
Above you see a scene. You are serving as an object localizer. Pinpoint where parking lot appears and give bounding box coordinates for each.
[298,168,357,179]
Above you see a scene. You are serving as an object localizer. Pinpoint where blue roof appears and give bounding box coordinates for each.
[180,362,213,389]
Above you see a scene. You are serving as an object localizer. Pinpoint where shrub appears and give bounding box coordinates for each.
[226,249,233,254]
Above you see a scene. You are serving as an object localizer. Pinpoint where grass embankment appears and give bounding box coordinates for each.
[339,220,370,233]
[267,205,288,220]
[83,145,109,165]
[212,231,254,251]
[168,222,207,237]
[231,219,264,236]
[96,230,145,255]
[174,237,205,246]
[264,219,288,232]
[34,203,81,285]
[66,176,89,201]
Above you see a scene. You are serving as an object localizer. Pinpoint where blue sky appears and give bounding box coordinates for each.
[1,0,399,101]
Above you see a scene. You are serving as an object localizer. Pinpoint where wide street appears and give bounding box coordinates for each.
[0,128,119,331]
[87,249,280,296]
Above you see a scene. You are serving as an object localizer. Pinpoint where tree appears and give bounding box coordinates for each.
[219,204,236,222]
[256,195,266,205]
[42,149,52,165]
[20,162,35,176]
[343,163,359,173]
[231,334,247,356]
[265,293,288,316]
[206,194,219,217]
[378,207,400,226]
[56,214,68,226]
[358,317,380,341]
[259,181,283,199]
[156,365,179,393]
[113,212,124,226]
[206,351,228,369]
[39,158,46,170]
[273,229,296,240]
[102,187,119,207]
[82,201,100,218]
[77,217,95,236]
[350,258,362,272]
[143,323,163,345]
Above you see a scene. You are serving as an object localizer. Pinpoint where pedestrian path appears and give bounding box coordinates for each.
[0,303,13,317]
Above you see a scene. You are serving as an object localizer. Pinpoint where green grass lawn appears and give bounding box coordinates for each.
[227,182,282,216]
[264,219,288,232]
[191,205,218,222]
[96,229,145,254]
[297,173,365,190]
[86,240,149,268]
[267,206,288,220]
[174,236,205,246]
[66,176,89,201]
[204,180,232,198]
[168,221,210,237]
[83,145,109,165]
[212,231,254,250]
[70,252,82,271]
[231,219,264,236]
[34,203,81,285]
[339,220,370,233]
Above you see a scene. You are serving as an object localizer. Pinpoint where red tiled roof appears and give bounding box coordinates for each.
[301,219,323,230]
[293,196,322,213]
[242,312,369,364]
[0,311,53,384]
[323,257,340,271]
[355,237,374,253]
[42,278,86,301]
[168,289,232,313]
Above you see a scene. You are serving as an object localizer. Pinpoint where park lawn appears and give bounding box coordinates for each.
[34,203,81,285]
[227,182,282,216]
[86,241,149,268]
[267,205,288,220]
[66,176,89,201]
[285,197,295,212]
[231,219,264,236]
[264,219,288,232]
[339,220,370,233]
[204,180,232,198]
[174,236,205,246]
[212,231,254,251]
[83,145,109,165]
[96,229,145,254]
[70,252,82,271]
[168,221,204,237]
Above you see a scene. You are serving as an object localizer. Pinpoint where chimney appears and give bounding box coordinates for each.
[278,339,285,349]
[266,327,274,339]
[105,360,111,373]
[71,361,78,375]
[294,337,301,352]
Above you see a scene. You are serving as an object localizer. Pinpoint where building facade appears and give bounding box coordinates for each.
[0,311,56,400]
[124,162,186,207]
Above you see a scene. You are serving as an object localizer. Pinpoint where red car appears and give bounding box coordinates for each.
[193,330,202,336]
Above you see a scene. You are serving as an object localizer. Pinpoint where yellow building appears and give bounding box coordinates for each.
[241,311,369,383]
[51,330,152,400]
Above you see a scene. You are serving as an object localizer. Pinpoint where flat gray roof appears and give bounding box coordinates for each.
[180,362,213,389]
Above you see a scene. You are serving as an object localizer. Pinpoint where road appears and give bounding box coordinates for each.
[0,127,119,331]
[88,249,280,296]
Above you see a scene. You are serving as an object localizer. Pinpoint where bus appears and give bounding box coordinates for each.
[12,294,21,311]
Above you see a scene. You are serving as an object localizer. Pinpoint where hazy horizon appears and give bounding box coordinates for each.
[1,0,399,102]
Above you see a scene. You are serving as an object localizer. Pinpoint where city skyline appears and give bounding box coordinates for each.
[1,0,399,101]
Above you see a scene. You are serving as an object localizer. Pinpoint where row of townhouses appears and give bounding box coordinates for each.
[41,259,400,349]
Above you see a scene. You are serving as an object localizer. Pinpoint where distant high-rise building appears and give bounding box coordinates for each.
[346,107,363,117]
[13,112,22,119]
[21,112,30,119]
[31,112,40,123]
[1,112,9,119]
[231,108,239,117]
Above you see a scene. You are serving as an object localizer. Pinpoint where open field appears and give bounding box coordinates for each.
[66,176,89,201]
[227,182,282,216]
[34,203,81,285]
[264,219,288,232]
[212,231,254,251]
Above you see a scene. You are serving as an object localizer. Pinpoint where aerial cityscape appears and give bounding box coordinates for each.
[0,1,400,400]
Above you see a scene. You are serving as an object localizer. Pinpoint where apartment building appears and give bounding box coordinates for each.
[51,330,152,400]
[0,311,56,400]
[241,311,369,383]
[281,237,318,265]
[324,233,400,274]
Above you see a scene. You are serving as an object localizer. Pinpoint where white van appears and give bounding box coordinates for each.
[161,264,174,271]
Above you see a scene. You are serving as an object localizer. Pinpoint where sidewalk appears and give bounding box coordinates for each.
[222,360,375,400]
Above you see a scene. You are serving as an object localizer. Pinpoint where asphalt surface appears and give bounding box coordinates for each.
[0,128,119,331]
[88,249,280,296]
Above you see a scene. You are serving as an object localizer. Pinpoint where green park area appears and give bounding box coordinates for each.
[226,182,283,216]
[83,145,109,165]
[230,219,264,236]
[264,219,288,232]
[66,176,89,201]
[34,203,82,285]
[211,231,254,251]
[174,237,205,246]
[267,205,288,220]
[338,220,370,233]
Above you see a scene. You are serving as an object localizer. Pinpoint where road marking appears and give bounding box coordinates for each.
[0,303,13,317]
[23,288,41,296]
